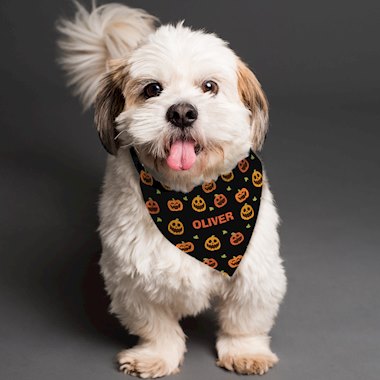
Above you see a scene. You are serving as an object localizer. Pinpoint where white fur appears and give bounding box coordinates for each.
[57,2,157,108]
[57,3,287,377]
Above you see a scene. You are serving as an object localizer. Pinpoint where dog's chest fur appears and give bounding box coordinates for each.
[99,150,283,316]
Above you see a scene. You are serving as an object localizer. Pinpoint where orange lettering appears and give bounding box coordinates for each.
[210,217,218,226]
[219,214,226,223]
[192,212,235,230]
[225,212,234,222]
[192,220,202,229]
[201,219,210,228]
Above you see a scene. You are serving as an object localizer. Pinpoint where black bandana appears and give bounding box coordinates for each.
[130,148,263,277]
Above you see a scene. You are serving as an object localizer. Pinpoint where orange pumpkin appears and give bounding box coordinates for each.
[228,255,243,268]
[202,180,216,193]
[240,203,254,220]
[230,232,244,246]
[214,193,227,208]
[203,258,218,269]
[238,159,249,173]
[221,171,234,182]
[252,169,263,187]
[176,241,195,253]
[204,235,221,251]
[235,188,249,203]
[162,183,172,191]
[167,198,183,211]
[140,170,153,186]
[168,219,184,235]
[145,198,160,214]
[192,195,206,212]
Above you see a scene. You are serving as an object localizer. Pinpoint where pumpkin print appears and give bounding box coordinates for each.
[145,198,160,214]
[130,145,263,277]
[168,218,184,235]
[240,203,254,220]
[214,193,227,208]
[202,180,216,193]
[228,255,243,268]
[140,170,153,186]
[203,258,218,269]
[204,235,221,251]
[230,232,244,246]
[221,171,234,182]
[167,198,183,212]
[176,241,195,253]
[238,159,249,173]
[235,188,249,203]
[192,195,206,212]
[252,169,263,187]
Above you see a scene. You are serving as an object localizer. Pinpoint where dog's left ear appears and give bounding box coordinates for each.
[94,59,127,155]
[237,59,269,151]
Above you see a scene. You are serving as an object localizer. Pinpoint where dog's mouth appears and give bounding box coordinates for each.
[166,137,201,171]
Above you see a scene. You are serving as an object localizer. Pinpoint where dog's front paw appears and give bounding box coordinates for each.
[217,353,278,375]
[117,348,181,378]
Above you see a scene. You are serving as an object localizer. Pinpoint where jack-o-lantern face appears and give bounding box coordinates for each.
[202,180,216,193]
[176,241,194,253]
[167,199,183,212]
[168,219,184,235]
[192,195,206,212]
[214,194,227,208]
[203,258,218,269]
[230,232,244,246]
[221,171,234,182]
[145,198,160,214]
[240,203,254,220]
[204,235,221,251]
[252,170,263,187]
[140,170,153,186]
[228,255,243,268]
[238,159,249,173]
[235,188,249,203]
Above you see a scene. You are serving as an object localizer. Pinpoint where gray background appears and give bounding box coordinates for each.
[1,0,379,379]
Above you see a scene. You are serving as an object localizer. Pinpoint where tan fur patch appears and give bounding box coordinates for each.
[237,59,268,117]
[217,353,278,375]
[123,77,152,108]
[94,63,127,155]
[117,350,181,378]
[236,59,269,151]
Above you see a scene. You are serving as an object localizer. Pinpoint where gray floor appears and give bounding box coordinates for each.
[1,0,380,379]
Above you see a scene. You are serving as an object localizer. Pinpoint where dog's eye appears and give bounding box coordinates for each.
[143,82,163,98]
[201,80,218,95]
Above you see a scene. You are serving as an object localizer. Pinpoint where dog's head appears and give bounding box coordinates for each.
[95,24,268,191]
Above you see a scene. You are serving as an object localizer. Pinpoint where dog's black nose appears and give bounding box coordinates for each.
[166,103,198,129]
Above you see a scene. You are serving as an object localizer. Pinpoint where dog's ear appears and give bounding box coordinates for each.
[94,59,127,155]
[237,59,269,151]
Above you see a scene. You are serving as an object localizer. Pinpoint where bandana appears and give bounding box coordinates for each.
[130,148,263,277]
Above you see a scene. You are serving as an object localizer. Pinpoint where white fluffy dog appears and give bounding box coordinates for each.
[58,3,286,377]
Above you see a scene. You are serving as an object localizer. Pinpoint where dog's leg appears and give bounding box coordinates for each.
[215,270,286,375]
[116,302,186,378]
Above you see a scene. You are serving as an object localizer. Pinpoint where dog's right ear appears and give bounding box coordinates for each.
[94,59,127,155]
[237,59,269,152]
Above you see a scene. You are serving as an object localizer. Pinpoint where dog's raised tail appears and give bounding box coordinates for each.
[57,2,157,109]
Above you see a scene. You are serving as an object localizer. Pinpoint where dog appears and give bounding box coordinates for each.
[57,3,287,377]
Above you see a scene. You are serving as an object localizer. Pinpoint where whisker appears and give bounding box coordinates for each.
[118,141,134,149]
[114,129,127,141]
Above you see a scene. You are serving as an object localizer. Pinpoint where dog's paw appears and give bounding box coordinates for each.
[217,353,278,375]
[117,349,181,378]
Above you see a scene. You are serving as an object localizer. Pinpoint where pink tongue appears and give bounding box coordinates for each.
[166,140,196,171]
